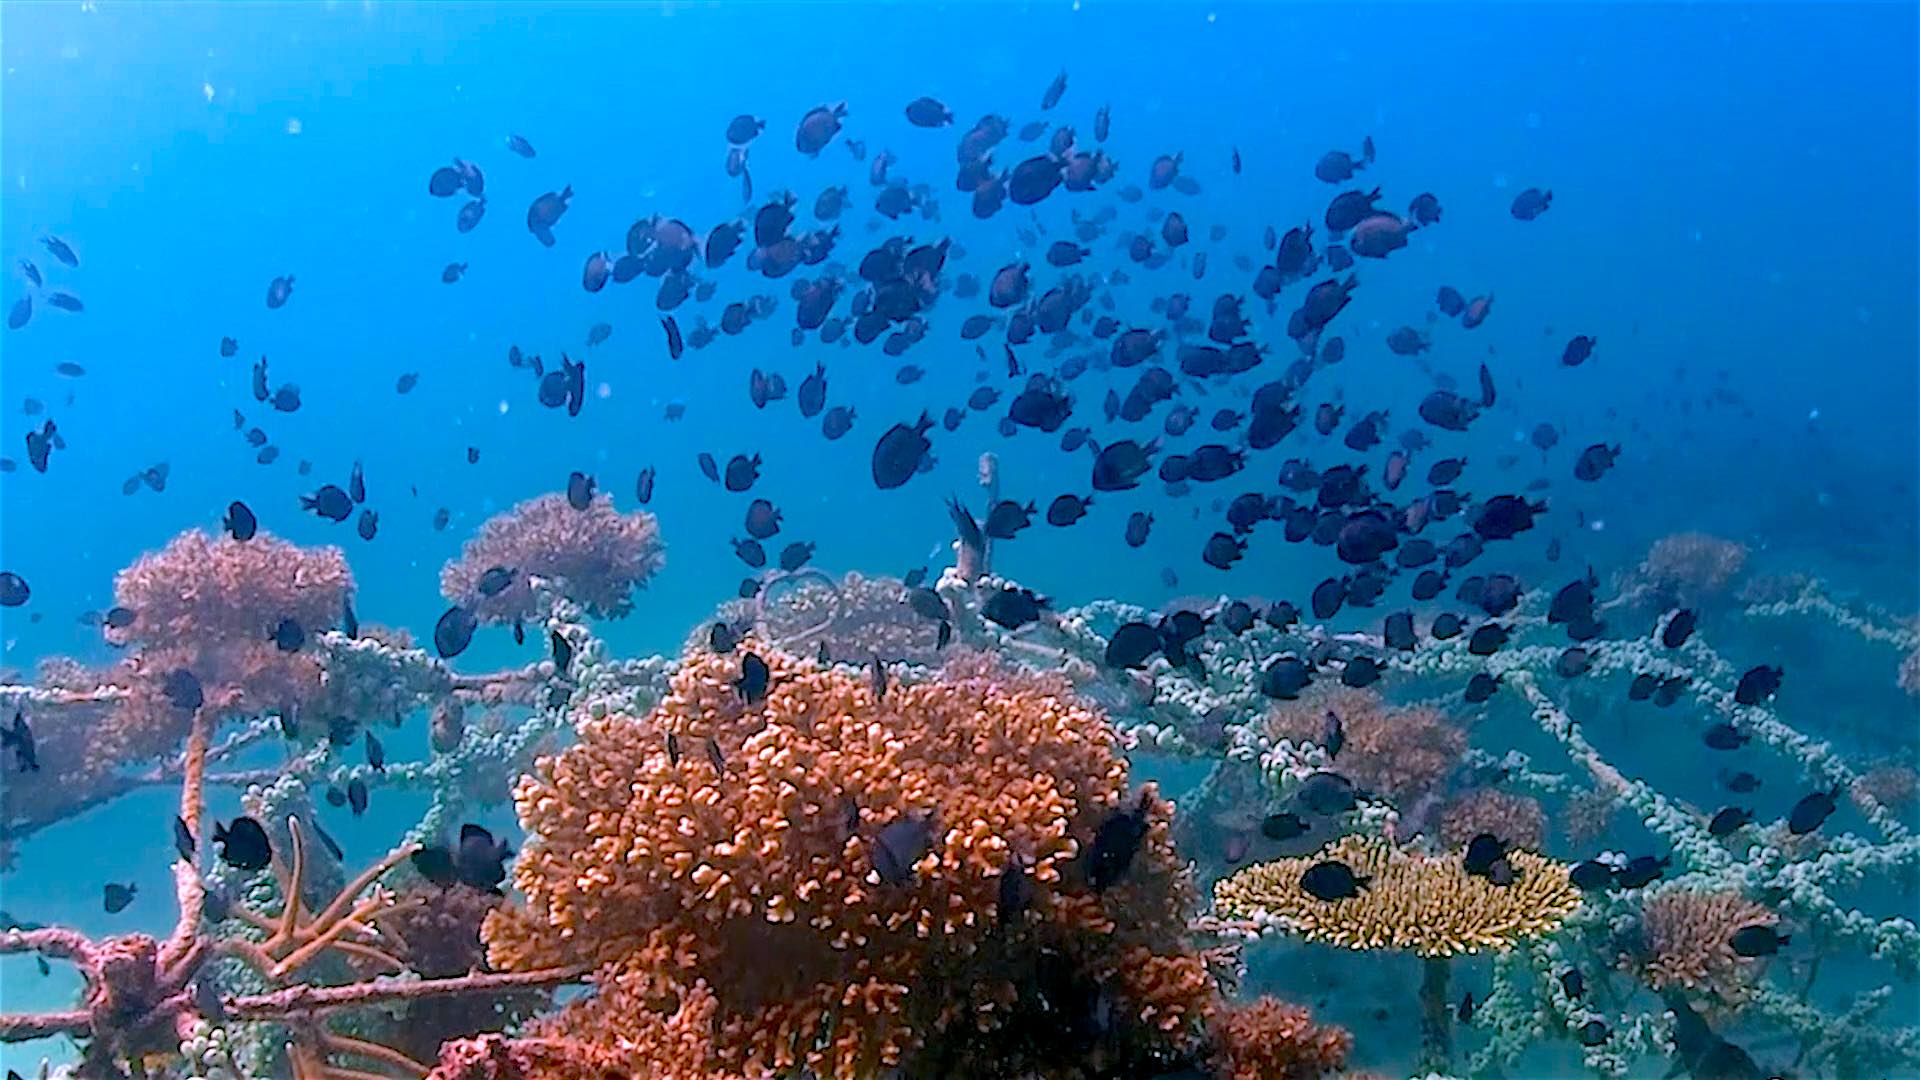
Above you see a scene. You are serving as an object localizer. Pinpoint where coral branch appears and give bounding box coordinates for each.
[226,967,589,1022]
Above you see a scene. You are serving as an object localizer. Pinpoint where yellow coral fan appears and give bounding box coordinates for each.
[485,642,1211,1078]
[1212,834,1582,957]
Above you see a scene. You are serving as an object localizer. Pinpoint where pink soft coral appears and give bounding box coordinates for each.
[440,493,664,623]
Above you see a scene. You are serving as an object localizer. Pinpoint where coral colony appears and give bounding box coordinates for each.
[0,479,1916,1080]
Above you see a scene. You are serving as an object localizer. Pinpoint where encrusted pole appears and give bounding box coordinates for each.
[1419,954,1454,1073]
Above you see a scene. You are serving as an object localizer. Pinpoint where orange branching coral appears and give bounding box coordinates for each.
[1267,687,1465,809]
[1638,531,1748,605]
[429,974,724,1080]
[1629,889,1778,1001]
[1438,788,1546,851]
[1207,996,1352,1080]
[706,571,947,664]
[440,493,664,622]
[486,642,1214,1077]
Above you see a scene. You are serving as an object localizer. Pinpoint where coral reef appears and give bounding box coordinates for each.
[371,884,550,1066]
[2,513,1918,1080]
[1212,834,1583,958]
[1628,888,1779,1001]
[704,570,948,664]
[1436,788,1546,852]
[1632,531,1748,606]
[1206,996,1352,1080]
[440,493,664,622]
[484,641,1226,1077]
[1266,686,1465,811]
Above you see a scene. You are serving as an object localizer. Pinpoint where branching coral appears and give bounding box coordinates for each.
[1266,686,1465,810]
[1628,888,1779,1002]
[1212,833,1582,958]
[371,884,551,1066]
[1437,788,1546,851]
[440,493,664,622]
[1206,996,1352,1080]
[485,641,1220,1077]
[1634,531,1748,606]
[705,570,948,664]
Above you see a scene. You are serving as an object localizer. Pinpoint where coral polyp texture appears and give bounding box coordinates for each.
[1266,686,1465,809]
[484,642,1225,1076]
[1628,887,1779,1000]
[1211,833,1583,957]
[440,493,664,622]
[1436,788,1546,851]
[1207,996,1353,1080]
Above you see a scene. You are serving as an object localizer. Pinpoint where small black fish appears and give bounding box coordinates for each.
[635,466,656,504]
[1457,992,1475,1023]
[434,605,478,658]
[1295,771,1356,816]
[1615,853,1670,889]
[1708,806,1753,837]
[872,814,936,885]
[1300,859,1369,901]
[1661,609,1697,648]
[1560,969,1585,999]
[708,621,738,654]
[301,484,353,522]
[173,815,196,862]
[566,471,596,510]
[1568,859,1614,891]
[981,585,1048,629]
[224,500,257,541]
[477,566,515,596]
[1733,664,1783,705]
[1577,1020,1608,1047]
[736,652,770,703]
[1260,811,1309,840]
[1,711,37,772]
[1728,924,1788,957]
[213,816,272,870]
[1104,622,1160,669]
[162,668,205,712]
[1463,833,1513,885]
[551,630,574,677]
[1087,792,1150,891]
[103,882,137,914]
[347,777,369,817]
[1702,722,1749,750]
[1464,672,1501,703]
[269,617,305,652]
[365,730,386,772]
[1787,786,1839,835]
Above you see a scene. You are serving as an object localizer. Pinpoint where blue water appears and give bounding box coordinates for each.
[0,3,1915,1077]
